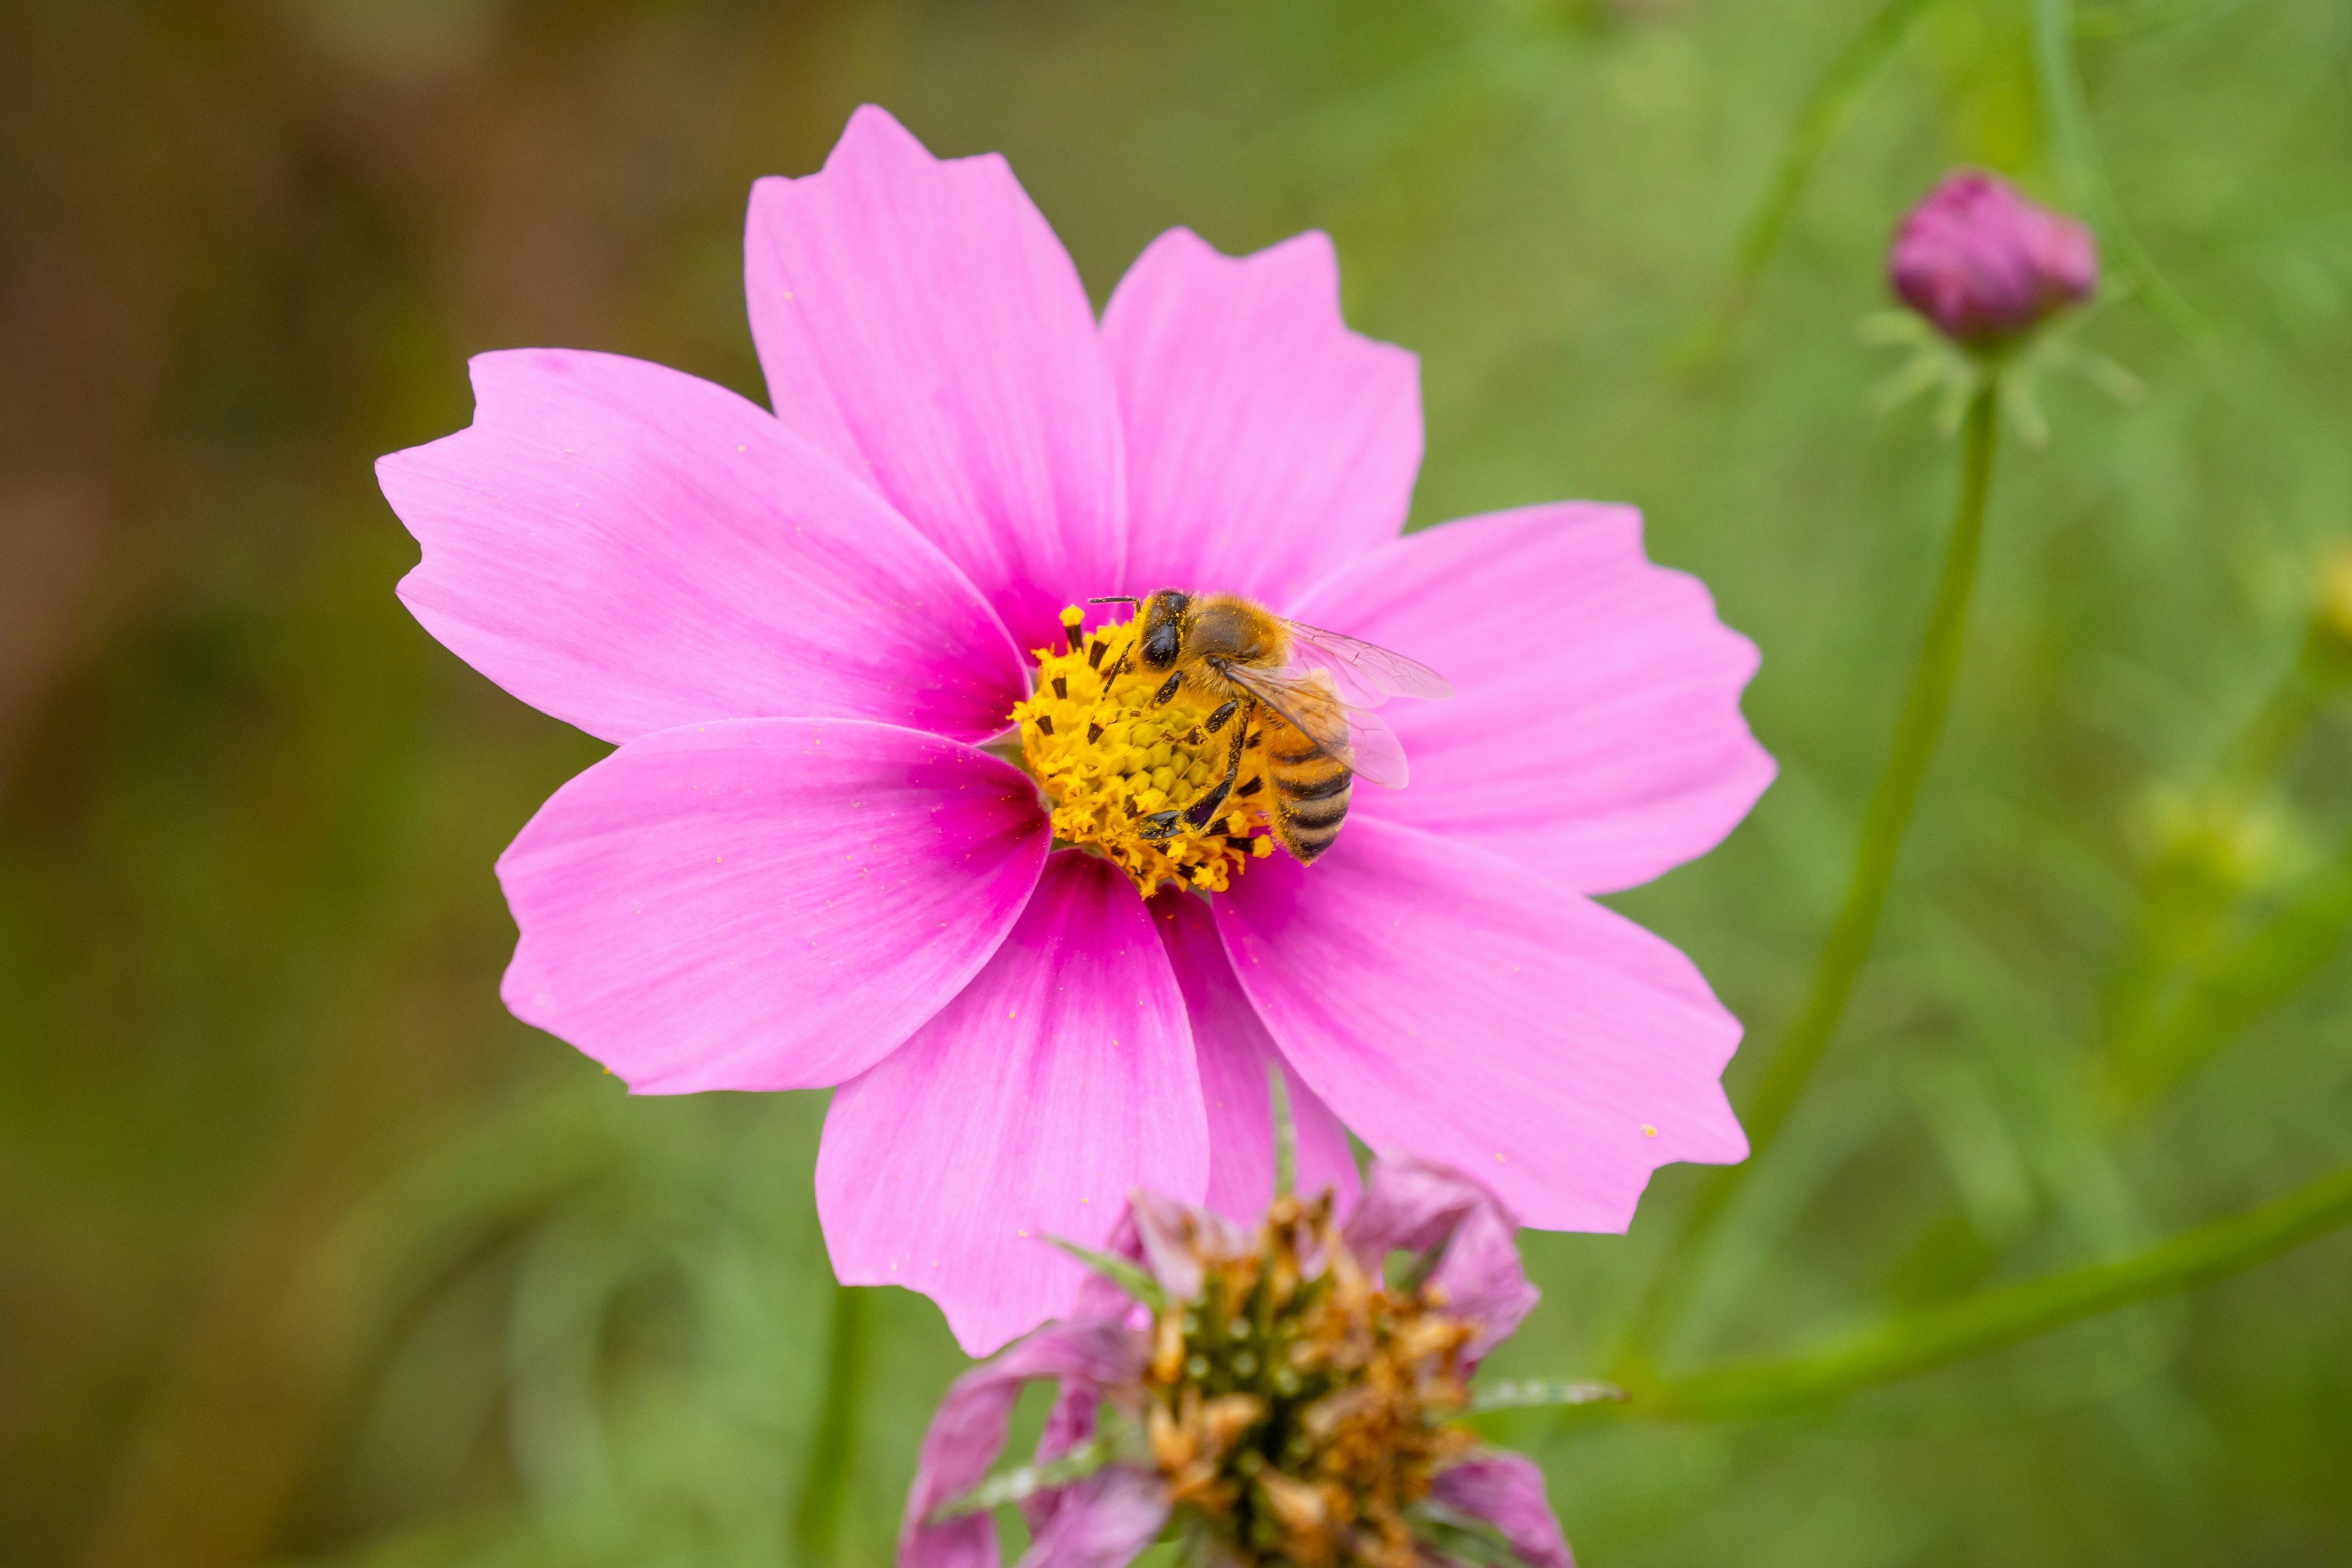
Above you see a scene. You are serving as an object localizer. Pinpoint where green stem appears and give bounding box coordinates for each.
[1270,1061,1297,1202]
[1678,0,1938,370]
[792,1281,869,1563]
[2111,834,2352,1106]
[1635,1160,2352,1419]
[2100,650,2333,1104]
[2211,655,2326,814]
[1624,382,2001,1363]
[2030,0,2203,337]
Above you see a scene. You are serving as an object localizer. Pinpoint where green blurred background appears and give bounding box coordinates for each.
[6,1,2352,1564]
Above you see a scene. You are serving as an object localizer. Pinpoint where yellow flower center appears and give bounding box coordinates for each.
[1009,605,1276,896]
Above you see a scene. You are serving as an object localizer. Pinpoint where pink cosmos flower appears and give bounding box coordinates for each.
[1888,170,2098,345]
[377,105,1773,1355]
[901,1157,1577,1568]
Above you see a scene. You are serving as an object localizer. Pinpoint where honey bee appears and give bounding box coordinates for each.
[1087,589,1453,864]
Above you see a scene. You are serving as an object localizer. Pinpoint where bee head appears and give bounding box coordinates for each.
[1138,589,1191,669]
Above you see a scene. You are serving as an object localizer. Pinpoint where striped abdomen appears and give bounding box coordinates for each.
[1264,713,1353,862]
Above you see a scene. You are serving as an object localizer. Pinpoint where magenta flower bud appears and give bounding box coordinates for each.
[1889,170,2098,345]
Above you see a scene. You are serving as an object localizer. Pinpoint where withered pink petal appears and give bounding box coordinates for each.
[1292,503,1773,895]
[1104,228,1420,611]
[746,105,1126,655]
[1022,1381,1104,1540]
[1128,1189,1255,1303]
[817,852,1207,1355]
[1149,890,1360,1221]
[899,1321,1147,1568]
[1430,1453,1575,1568]
[1215,818,1747,1237]
[1343,1155,1496,1258]
[380,349,1023,745]
[1343,1156,1536,1358]
[1016,1466,1170,1568]
[1066,1207,1149,1327]
[1423,1191,1537,1362]
[497,719,1046,1092]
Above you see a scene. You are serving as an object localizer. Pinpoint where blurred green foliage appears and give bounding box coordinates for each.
[4,1,2351,1565]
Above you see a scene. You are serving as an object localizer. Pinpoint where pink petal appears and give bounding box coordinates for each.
[1430,1453,1574,1568]
[1148,889,1360,1220]
[746,106,1126,655]
[498,718,1047,1093]
[1343,1156,1536,1359]
[1017,1467,1169,1568]
[380,349,1023,745]
[1292,503,1774,894]
[1065,1206,1149,1327]
[817,851,1208,1355]
[1103,229,1420,610]
[1128,1189,1254,1303]
[1214,818,1746,1235]
[899,1320,1147,1568]
[1024,1216,1152,1542]
[1022,1386,1105,1540]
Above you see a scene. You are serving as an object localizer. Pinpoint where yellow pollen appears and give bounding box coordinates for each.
[1011,605,1276,896]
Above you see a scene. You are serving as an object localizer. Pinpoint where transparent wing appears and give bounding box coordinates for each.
[1221,663,1412,790]
[1277,619,1455,707]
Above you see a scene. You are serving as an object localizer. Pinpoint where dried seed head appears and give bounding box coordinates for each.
[1140,1190,1479,1568]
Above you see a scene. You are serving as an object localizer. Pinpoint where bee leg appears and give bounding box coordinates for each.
[1203,699,1239,733]
[1183,780,1232,829]
[1182,698,1256,829]
[1149,671,1183,707]
[1136,809,1185,842]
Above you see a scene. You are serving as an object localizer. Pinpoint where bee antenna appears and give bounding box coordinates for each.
[1087,595,1140,606]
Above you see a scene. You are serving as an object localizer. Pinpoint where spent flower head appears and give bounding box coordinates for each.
[902,1154,1589,1568]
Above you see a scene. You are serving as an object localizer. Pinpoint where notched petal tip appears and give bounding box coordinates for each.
[494,720,1048,1098]
[745,102,1126,659]
[379,347,1025,745]
[1108,220,1421,611]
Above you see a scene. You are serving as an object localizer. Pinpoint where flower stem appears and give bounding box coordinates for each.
[1630,1158,2352,1419]
[2029,0,2204,337]
[791,1281,869,1564]
[1677,0,1937,371]
[1624,380,2002,1363]
[2106,830,2352,1108]
[2100,648,2337,1107]
[1269,1062,1297,1202]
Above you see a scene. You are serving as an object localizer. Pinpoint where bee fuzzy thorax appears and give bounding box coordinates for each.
[1011,604,1277,895]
